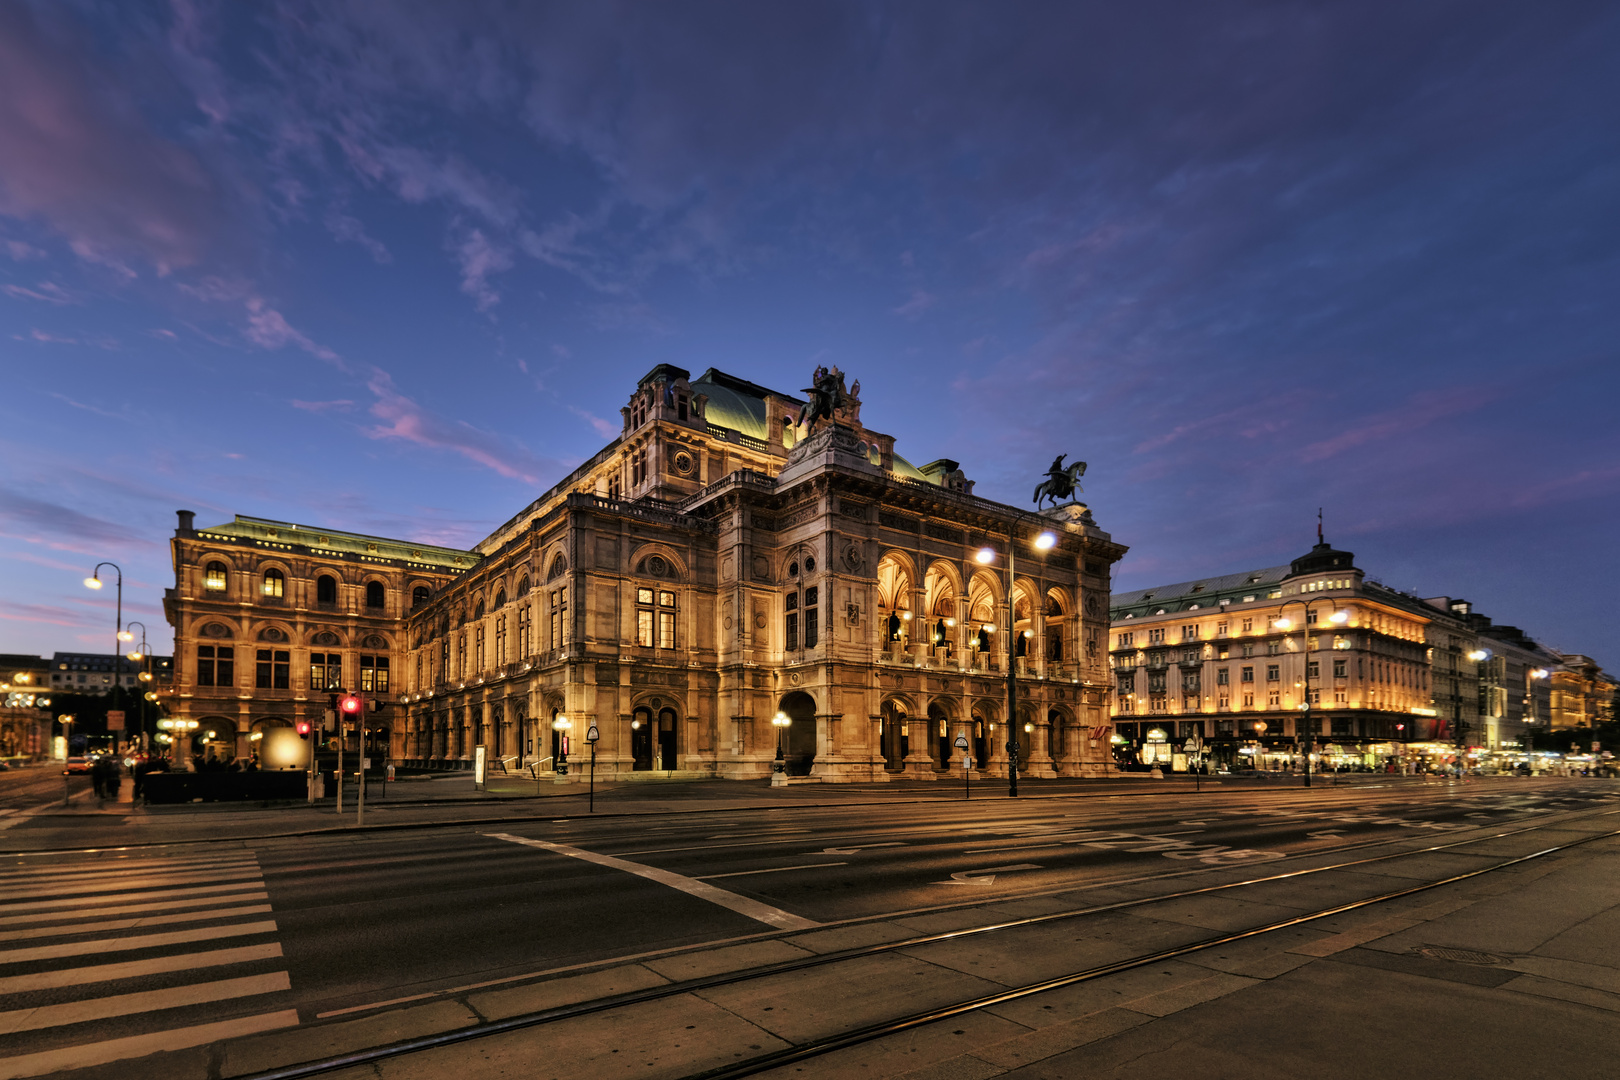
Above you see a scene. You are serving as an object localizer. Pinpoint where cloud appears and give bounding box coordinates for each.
[454,227,512,312]
[1,281,74,304]
[325,209,392,263]
[362,367,558,484]
[568,406,620,438]
[242,298,342,364]
[0,488,142,552]
[49,392,128,421]
[148,328,178,341]
[1302,386,1500,462]
[290,399,355,413]
[892,290,936,319]
[0,5,229,275]
[5,239,44,261]
[27,328,77,344]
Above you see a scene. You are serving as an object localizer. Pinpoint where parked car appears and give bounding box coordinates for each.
[63,756,93,774]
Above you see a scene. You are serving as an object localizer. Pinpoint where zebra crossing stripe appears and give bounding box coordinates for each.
[0,902,273,942]
[0,941,283,995]
[0,888,269,926]
[0,919,278,964]
[0,880,264,914]
[0,1008,299,1079]
[0,867,264,901]
[0,971,291,1035]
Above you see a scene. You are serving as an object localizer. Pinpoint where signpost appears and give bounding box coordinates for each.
[586,725,600,813]
[1185,730,1205,792]
[954,734,971,800]
[474,745,487,790]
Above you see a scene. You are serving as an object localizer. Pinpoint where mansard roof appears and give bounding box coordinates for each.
[1111,564,1291,616]
[690,368,801,441]
[195,515,478,570]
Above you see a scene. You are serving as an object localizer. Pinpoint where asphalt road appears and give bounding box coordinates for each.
[1,777,1616,1078]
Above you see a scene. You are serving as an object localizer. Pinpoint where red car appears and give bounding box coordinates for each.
[63,756,93,774]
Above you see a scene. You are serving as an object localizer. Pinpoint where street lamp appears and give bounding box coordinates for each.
[85,562,127,725]
[771,711,791,774]
[58,715,75,804]
[123,621,151,750]
[977,521,1057,797]
[1273,602,1349,788]
[552,715,572,775]
[585,724,600,812]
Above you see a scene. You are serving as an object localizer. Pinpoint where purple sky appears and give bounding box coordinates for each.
[2,2,1616,671]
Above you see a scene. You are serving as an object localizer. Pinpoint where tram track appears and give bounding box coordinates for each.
[227,801,1620,1080]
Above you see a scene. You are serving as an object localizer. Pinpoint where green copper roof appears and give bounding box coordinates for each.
[198,516,478,569]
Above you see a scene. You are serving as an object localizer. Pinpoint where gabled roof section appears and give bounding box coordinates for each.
[1112,565,1291,614]
[197,516,478,570]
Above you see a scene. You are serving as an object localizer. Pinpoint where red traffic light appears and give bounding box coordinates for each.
[339,695,363,715]
[296,721,311,739]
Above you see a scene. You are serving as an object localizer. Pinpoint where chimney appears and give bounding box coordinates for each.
[176,510,196,535]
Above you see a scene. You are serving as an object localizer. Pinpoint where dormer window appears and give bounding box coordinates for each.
[677,394,688,421]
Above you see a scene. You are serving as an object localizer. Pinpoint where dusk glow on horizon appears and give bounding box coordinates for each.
[2,3,1616,670]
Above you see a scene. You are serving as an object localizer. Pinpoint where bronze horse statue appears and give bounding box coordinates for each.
[797,366,858,430]
[1033,454,1086,509]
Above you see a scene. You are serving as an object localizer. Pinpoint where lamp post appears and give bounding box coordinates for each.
[84,562,130,736]
[585,724,600,812]
[552,715,572,776]
[59,714,75,805]
[771,711,791,775]
[1273,600,1349,789]
[977,519,1057,797]
[124,621,149,752]
[1524,667,1549,775]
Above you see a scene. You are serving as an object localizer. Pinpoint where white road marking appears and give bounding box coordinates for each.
[0,880,263,914]
[0,867,262,901]
[0,920,278,964]
[696,863,848,880]
[0,903,273,941]
[0,942,284,995]
[316,991,438,1019]
[0,889,269,926]
[485,832,820,930]
[0,855,258,881]
[935,864,1042,885]
[0,971,291,1035]
[820,842,905,855]
[0,1008,299,1079]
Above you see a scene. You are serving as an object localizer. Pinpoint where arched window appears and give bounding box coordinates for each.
[317,575,338,604]
[204,562,228,592]
[262,569,285,598]
[494,589,506,608]
[473,599,485,620]
[365,581,385,609]
[412,585,430,609]
[516,575,530,597]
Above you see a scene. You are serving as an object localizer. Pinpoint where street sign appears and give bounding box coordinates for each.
[953,735,969,749]
[106,710,125,731]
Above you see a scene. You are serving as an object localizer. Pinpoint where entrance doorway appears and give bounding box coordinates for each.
[780,691,817,776]
[881,701,906,771]
[657,708,678,770]
[972,717,988,769]
[631,707,653,770]
[927,703,952,769]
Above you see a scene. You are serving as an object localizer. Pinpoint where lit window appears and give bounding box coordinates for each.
[205,562,228,592]
[360,655,390,693]
[262,569,285,598]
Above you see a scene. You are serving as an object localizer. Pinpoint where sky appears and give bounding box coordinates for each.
[2,1,1617,672]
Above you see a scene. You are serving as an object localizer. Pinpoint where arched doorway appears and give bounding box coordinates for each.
[631,707,653,770]
[880,699,907,772]
[780,691,816,776]
[657,707,678,770]
[927,702,953,769]
[971,711,991,770]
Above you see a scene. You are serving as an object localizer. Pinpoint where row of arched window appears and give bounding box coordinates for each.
[201,560,432,610]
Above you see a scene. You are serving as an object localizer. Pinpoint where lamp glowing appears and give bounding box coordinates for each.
[975,547,995,565]
[1033,531,1056,550]
[84,577,102,590]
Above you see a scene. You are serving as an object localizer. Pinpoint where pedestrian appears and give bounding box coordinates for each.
[106,758,122,800]
[90,756,107,799]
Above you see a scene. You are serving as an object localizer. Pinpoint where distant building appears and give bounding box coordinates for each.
[1107,535,1578,768]
[48,652,171,696]
[1548,654,1617,732]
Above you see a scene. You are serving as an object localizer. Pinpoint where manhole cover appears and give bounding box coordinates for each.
[1414,946,1506,966]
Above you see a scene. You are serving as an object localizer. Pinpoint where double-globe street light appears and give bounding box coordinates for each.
[1273,599,1349,788]
[976,518,1058,798]
[771,711,792,775]
[1522,667,1550,773]
[85,562,134,750]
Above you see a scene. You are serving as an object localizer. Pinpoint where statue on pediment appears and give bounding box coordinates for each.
[1034,453,1086,509]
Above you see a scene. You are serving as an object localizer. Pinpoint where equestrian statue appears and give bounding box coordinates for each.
[797,366,859,431]
[1033,453,1086,509]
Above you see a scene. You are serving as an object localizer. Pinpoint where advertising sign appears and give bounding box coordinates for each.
[474,745,487,787]
[106,710,125,731]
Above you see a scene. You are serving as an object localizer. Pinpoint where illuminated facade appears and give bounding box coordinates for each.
[167,366,1127,782]
[1548,655,1617,732]
[163,514,471,762]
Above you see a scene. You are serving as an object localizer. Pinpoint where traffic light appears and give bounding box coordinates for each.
[296,720,311,740]
[339,694,362,716]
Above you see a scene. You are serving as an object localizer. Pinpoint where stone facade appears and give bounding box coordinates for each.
[162,513,472,763]
[398,365,1126,781]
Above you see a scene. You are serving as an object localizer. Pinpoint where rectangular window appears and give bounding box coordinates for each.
[517,608,530,656]
[1266,664,1280,682]
[785,612,798,651]
[256,649,289,690]
[1117,632,1134,648]
[1181,624,1198,640]
[1148,628,1165,644]
[1242,692,1254,708]
[1217,667,1229,686]
[1268,641,1281,655]
[637,609,654,648]
[1307,660,1320,679]
[805,607,819,649]
[1241,618,1253,633]
[637,587,654,605]
[473,627,484,672]
[1268,690,1280,707]
[659,590,675,608]
[359,655,390,693]
[1242,644,1254,658]
[1333,659,1347,678]
[1241,666,1254,683]
[1216,622,1228,637]
[197,645,215,687]
[1217,694,1230,710]
[658,611,675,650]
[310,652,342,691]
[204,565,227,591]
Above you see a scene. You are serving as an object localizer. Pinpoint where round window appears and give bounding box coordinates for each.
[788,561,799,577]
[673,451,695,476]
[804,556,816,573]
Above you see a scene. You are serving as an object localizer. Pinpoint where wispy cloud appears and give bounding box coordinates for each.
[454,227,512,312]
[362,367,557,484]
[242,298,342,364]
[568,406,619,438]
[326,208,392,263]
[892,290,936,319]
[1303,386,1500,462]
[290,399,355,413]
[2,281,75,304]
[0,488,144,553]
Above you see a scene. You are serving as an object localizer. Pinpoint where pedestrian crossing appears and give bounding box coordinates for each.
[0,848,296,1079]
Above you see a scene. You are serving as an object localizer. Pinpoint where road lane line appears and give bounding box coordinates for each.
[0,881,263,914]
[0,889,268,926]
[0,942,283,995]
[0,856,258,880]
[0,1008,299,1079]
[0,970,291,1035]
[0,920,278,964]
[485,833,820,930]
[316,992,438,1019]
[0,904,273,942]
[696,863,848,880]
